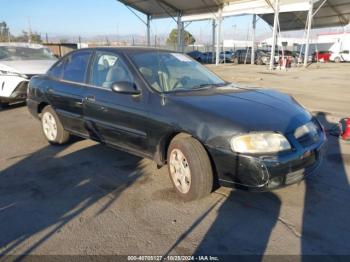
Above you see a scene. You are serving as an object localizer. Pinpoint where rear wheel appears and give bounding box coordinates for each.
[167,136,213,201]
[41,105,70,145]
[334,57,341,63]
[256,58,264,65]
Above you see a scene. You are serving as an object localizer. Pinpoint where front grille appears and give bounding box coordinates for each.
[10,81,28,98]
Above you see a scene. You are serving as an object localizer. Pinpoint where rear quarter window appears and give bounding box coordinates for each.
[48,59,65,79]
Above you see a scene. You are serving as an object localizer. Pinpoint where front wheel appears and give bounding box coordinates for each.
[334,57,341,63]
[167,136,213,201]
[41,105,70,145]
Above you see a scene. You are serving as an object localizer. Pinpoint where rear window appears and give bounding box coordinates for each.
[0,46,56,61]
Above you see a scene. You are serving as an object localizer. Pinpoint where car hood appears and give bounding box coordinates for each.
[168,85,312,134]
[0,59,56,75]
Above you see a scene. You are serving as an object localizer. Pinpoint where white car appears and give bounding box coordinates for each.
[330,50,350,63]
[0,43,57,107]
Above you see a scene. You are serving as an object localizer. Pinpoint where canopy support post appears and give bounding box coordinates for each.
[212,19,216,63]
[176,12,184,53]
[215,7,222,66]
[251,14,257,65]
[304,0,314,67]
[177,12,184,52]
[147,15,151,46]
[269,0,280,70]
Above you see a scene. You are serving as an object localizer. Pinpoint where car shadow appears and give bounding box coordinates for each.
[0,142,149,257]
[0,101,26,111]
[193,190,281,257]
[301,112,350,256]
[186,111,350,259]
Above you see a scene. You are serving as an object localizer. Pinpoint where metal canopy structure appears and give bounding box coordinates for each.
[118,0,350,68]
[118,0,229,19]
[260,0,350,30]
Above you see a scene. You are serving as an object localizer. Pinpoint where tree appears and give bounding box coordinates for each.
[0,22,11,42]
[13,30,42,43]
[166,29,196,47]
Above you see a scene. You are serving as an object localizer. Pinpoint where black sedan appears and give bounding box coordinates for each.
[27,48,326,200]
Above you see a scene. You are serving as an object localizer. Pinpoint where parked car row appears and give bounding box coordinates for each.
[187,49,350,65]
[187,50,233,64]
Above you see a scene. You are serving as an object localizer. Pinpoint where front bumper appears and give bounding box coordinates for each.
[0,77,29,102]
[209,127,327,190]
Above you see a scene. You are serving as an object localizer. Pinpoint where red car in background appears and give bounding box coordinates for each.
[313,51,332,62]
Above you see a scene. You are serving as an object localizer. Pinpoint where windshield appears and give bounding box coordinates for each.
[130,52,226,93]
[0,46,56,61]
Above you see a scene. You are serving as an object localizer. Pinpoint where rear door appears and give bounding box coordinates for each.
[83,50,150,156]
[46,50,92,136]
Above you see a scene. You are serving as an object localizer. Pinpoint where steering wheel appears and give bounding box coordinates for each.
[172,76,191,90]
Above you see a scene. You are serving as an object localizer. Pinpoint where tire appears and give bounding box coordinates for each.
[41,105,70,145]
[334,57,341,63]
[233,58,239,64]
[256,58,264,65]
[0,102,9,109]
[167,136,213,201]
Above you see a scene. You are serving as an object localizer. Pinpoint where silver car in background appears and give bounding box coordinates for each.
[0,43,57,107]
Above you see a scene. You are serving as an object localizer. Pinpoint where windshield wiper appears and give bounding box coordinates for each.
[192,83,227,90]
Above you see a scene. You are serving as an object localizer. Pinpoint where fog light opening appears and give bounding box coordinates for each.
[268,176,283,188]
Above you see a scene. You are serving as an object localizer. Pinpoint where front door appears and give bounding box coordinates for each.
[83,51,150,157]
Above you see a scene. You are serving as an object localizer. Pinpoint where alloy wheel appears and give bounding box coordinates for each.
[169,148,191,194]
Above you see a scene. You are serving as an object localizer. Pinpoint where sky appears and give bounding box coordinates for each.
[2,0,272,42]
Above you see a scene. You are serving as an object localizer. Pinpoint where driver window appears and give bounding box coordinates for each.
[90,52,133,89]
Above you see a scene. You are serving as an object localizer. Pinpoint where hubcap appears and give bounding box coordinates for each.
[42,112,57,141]
[169,149,191,194]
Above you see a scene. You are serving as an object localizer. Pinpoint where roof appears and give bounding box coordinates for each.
[76,46,173,54]
[118,0,230,18]
[260,0,350,30]
[118,0,350,30]
[0,42,46,49]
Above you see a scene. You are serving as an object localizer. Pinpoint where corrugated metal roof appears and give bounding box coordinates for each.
[118,0,350,30]
[260,0,350,30]
[118,0,234,18]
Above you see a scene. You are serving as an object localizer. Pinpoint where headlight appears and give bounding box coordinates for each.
[231,132,291,154]
[0,70,27,79]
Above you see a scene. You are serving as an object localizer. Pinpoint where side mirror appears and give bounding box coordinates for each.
[111,81,141,95]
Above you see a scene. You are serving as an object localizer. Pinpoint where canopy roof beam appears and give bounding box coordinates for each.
[154,0,179,23]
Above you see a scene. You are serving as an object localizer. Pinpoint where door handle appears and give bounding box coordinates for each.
[75,99,83,106]
[100,106,108,112]
[85,95,95,103]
